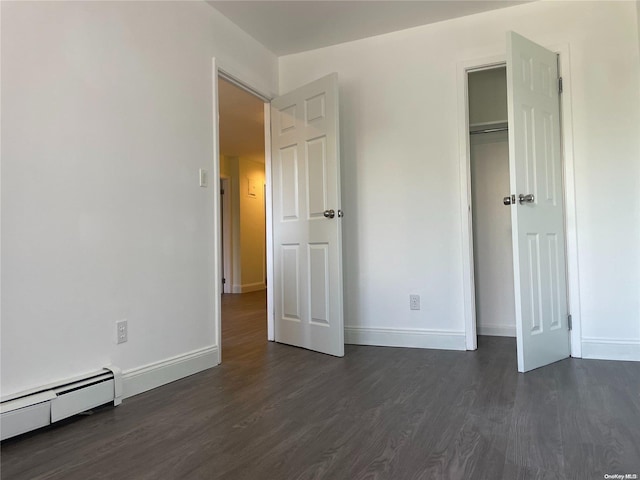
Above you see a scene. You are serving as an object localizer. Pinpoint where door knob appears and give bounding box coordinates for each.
[518,194,535,204]
[323,209,335,219]
[503,196,512,206]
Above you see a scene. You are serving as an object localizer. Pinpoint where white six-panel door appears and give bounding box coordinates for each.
[271,73,344,357]
[507,32,571,372]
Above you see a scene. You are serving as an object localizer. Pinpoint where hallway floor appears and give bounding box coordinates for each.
[2,290,639,479]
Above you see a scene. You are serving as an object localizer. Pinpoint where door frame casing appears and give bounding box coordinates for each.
[220,175,232,294]
[456,44,583,358]
[263,102,274,341]
[212,59,275,364]
[212,58,222,365]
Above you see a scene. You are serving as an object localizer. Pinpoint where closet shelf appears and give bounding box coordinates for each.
[470,120,508,135]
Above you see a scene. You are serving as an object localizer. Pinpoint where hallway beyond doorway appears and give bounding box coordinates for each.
[222,290,267,361]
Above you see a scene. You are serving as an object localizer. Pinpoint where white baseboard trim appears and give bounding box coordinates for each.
[345,326,466,351]
[231,282,266,294]
[581,338,640,362]
[122,345,219,399]
[477,324,516,337]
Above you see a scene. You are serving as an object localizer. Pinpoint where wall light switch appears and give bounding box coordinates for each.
[199,169,208,187]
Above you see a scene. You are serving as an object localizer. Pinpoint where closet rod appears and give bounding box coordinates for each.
[469,127,509,135]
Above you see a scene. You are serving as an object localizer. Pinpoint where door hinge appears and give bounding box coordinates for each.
[222,278,226,284]
[567,314,572,331]
[558,77,563,94]
[220,188,225,195]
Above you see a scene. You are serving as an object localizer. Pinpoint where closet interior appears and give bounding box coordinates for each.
[468,67,516,339]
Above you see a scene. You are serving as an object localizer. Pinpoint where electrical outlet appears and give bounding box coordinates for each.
[199,168,208,187]
[116,319,128,344]
[409,295,421,311]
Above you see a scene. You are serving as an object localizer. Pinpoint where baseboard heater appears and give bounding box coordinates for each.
[1,366,122,441]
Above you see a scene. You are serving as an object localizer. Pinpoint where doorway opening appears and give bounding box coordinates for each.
[218,75,269,360]
[467,66,517,345]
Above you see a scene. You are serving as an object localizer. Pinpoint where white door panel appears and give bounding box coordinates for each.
[507,32,570,372]
[271,73,344,357]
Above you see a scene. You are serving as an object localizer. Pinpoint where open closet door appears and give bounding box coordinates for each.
[270,73,344,357]
[507,32,570,372]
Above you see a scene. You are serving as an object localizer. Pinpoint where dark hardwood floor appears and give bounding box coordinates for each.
[2,290,639,479]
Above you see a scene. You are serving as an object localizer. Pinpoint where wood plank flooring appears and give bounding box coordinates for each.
[2,290,639,479]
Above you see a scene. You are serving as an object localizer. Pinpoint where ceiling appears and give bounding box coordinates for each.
[209,1,532,56]
[215,1,532,160]
[218,78,265,163]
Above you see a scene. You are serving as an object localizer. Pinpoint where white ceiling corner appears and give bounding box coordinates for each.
[208,1,534,56]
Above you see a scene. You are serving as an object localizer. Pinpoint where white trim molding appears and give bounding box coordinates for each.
[554,43,583,359]
[264,102,275,342]
[345,326,466,351]
[122,346,219,399]
[581,338,640,362]
[457,54,505,352]
[477,324,516,338]
[212,57,222,366]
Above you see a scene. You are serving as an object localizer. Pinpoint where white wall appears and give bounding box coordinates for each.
[238,159,266,292]
[1,1,277,397]
[279,1,640,358]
